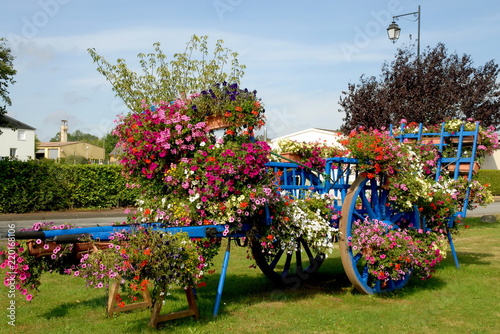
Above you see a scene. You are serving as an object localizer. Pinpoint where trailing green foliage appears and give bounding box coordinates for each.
[475,169,500,195]
[0,160,138,213]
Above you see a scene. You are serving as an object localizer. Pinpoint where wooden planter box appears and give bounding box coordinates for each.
[420,137,442,144]
[280,152,301,163]
[28,240,59,257]
[448,162,480,175]
[206,116,231,131]
[449,135,480,145]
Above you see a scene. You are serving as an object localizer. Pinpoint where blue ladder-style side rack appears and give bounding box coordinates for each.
[392,121,482,269]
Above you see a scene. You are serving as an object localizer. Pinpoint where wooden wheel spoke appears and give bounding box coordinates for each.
[269,249,284,270]
[389,212,404,225]
[369,180,379,208]
[295,247,303,273]
[353,211,366,221]
[361,265,370,284]
[353,252,363,264]
[300,238,315,262]
[360,191,376,218]
[282,252,293,278]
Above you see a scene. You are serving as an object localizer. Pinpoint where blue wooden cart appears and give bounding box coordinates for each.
[16,121,483,319]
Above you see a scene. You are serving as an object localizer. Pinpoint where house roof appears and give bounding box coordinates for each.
[271,128,342,142]
[109,146,124,156]
[37,141,104,150]
[38,141,85,147]
[1,114,36,130]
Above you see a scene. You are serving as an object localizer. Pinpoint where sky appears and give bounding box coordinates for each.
[1,0,500,142]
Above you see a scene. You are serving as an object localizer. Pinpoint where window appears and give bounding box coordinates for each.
[18,129,26,141]
[10,148,17,158]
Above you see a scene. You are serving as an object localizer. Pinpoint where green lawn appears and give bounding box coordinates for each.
[1,218,499,334]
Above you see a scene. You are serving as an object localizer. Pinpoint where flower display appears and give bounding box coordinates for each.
[77,228,217,302]
[114,100,210,195]
[255,191,340,257]
[396,118,499,159]
[340,128,405,177]
[349,219,447,283]
[273,139,347,172]
[186,82,266,136]
[1,222,77,301]
[112,85,339,294]
[342,125,494,231]
[448,176,494,211]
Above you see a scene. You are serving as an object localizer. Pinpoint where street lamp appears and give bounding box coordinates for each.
[387,5,421,59]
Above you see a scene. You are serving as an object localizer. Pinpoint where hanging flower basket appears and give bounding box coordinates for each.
[280,152,301,163]
[448,161,480,175]
[205,115,231,130]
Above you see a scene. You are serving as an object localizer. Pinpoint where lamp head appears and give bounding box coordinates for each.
[387,21,401,43]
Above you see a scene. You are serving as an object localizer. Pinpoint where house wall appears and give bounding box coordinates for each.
[0,127,35,160]
[38,142,105,161]
[59,143,105,160]
[481,150,500,170]
[270,129,344,150]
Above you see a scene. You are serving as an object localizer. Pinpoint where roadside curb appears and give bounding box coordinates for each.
[0,208,129,222]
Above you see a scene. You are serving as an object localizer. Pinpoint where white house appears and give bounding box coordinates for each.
[0,115,36,160]
[482,150,500,170]
[270,128,344,149]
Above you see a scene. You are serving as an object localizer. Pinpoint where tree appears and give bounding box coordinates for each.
[88,35,246,112]
[0,37,17,131]
[339,43,500,133]
[50,130,101,146]
[101,131,119,156]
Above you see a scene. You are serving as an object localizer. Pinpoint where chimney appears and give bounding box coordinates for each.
[60,120,68,142]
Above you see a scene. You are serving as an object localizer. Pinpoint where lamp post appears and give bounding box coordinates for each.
[387,5,421,59]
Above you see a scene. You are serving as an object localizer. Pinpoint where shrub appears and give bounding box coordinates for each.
[475,169,500,196]
[0,161,138,213]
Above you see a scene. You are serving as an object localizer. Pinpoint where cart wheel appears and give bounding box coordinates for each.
[250,237,325,288]
[339,175,419,294]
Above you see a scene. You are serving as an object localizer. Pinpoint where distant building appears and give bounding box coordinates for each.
[270,128,344,149]
[37,120,105,162]
[108,146,123,164]
[0,115,36,161]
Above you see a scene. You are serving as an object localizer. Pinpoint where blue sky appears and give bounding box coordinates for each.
[2,0,500,141]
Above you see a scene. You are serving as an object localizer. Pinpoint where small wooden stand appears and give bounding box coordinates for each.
[148,287,199,328]
[107,280,152,316]
[107,280,199,328]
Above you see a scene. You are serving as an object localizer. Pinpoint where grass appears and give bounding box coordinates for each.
[1,217,499,334]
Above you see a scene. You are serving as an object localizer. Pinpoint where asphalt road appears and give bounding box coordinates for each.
[0,209,129,238]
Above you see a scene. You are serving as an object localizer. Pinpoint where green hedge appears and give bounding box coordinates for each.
[0,160,139,213]
[475,169,500,196]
